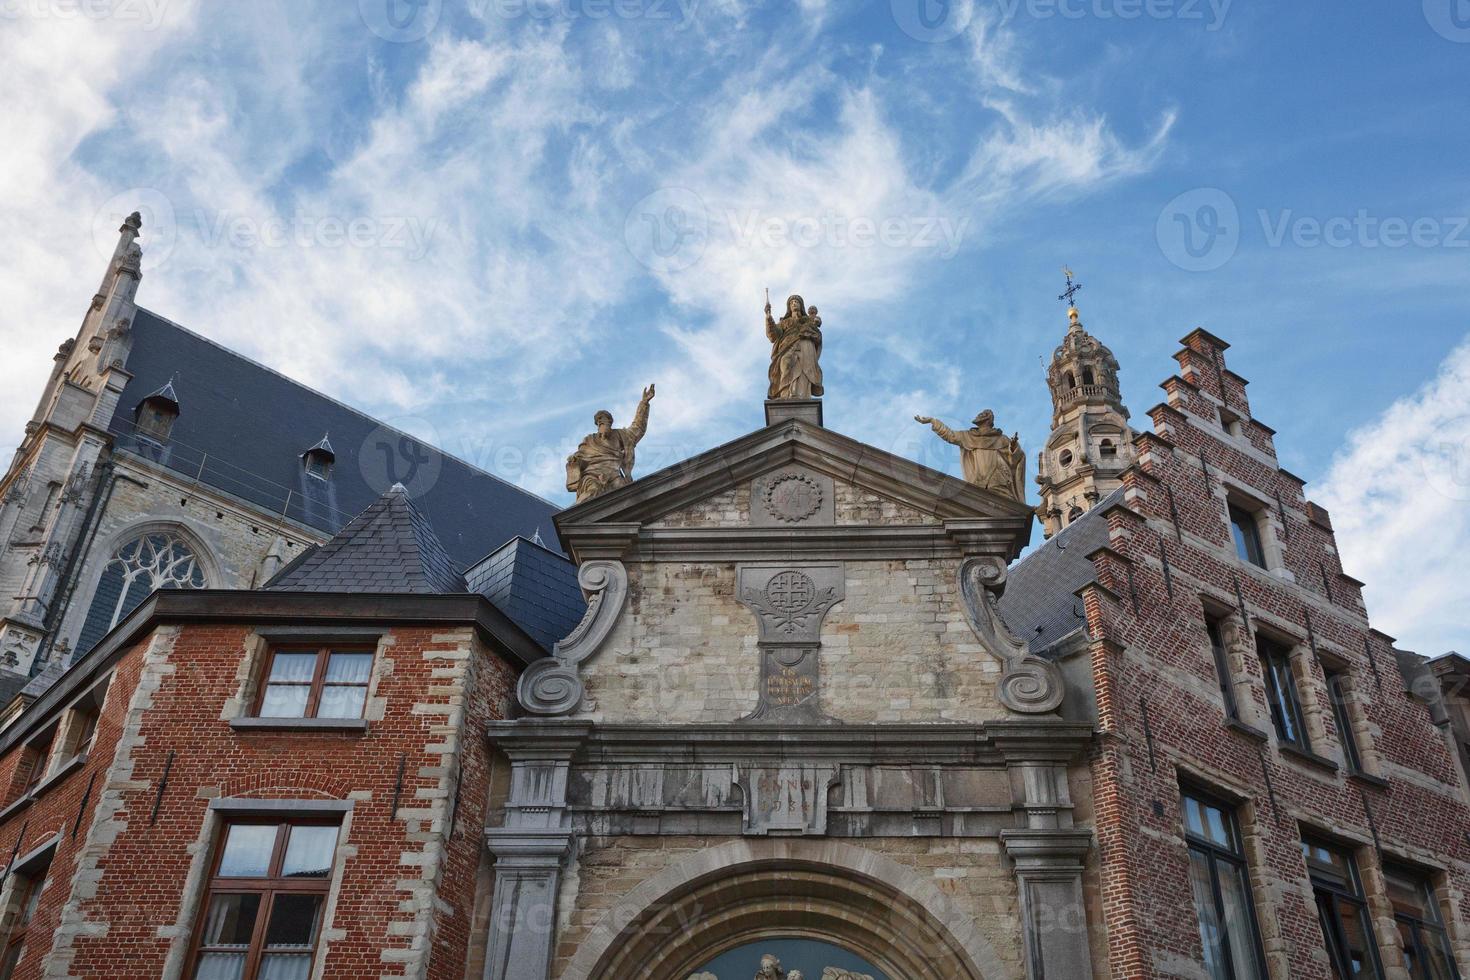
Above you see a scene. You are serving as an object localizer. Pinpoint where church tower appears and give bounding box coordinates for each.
[1034,273,1133,538]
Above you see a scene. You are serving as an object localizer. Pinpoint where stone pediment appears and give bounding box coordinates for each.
[554,418,1034,563]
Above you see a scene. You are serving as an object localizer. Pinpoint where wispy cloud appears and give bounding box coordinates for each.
[1315,334,1470,656]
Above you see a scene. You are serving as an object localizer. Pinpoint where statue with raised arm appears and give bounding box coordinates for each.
[915,409,1026,501]
[566,385,655,503]
[765,292,824,399]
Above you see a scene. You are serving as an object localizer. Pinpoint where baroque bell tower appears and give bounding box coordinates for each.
[1035,271,1133,538]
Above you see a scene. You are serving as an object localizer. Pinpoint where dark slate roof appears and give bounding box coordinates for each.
[266,485,468,594]
[17,660,66,700]
[109,308,563,562]
[999,488,1124,653]
[0,672,32,712]
[465,536,586,651]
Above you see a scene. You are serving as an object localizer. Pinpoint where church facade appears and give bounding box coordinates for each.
[0,219,1463,980]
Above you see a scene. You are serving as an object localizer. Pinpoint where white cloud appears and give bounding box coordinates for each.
[1315,334,1470,656]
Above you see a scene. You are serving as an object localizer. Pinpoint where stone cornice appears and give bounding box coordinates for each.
[485,719,1097,765]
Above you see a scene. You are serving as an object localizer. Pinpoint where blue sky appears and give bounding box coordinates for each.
[2,0,1467,654]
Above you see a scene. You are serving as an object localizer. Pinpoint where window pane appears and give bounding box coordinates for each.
[263,892,323,947]
[1184,795,1206,838]
[268,653,318,683]
[281,826,338,879]
[0,943,23,980]
[199,892,261,946]
[1334,901,1383,980]
[324,653,371,684]
[257,955,312,980]
[1418,929,1457,980]
[315,685,365,719]
[1219,861,1264,980]
[258,684,310,718]
[217,825,277,877]
[193,952,246,980]
[1189,850,1228,980]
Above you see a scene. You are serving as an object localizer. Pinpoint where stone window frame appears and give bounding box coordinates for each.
[1376,858,1462,978]
[0,833,58,978]
[1217,482,1289,580]
[1314,654,1381,780]
[225,628,389,734]
[1175,779,1272,979]
[49,673,112,775]
[1200,597,1259,729]
[164,799,355,980]
[1300,830,1390,979]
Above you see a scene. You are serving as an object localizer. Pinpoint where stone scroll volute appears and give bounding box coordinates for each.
[516,559,629,716]
[959,556,1066,715]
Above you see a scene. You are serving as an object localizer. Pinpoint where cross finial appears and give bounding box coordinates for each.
[1058,266,1083,307]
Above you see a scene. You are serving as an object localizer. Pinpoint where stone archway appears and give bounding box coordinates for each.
[562,839,1010,980]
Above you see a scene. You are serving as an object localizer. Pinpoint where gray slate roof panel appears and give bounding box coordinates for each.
[999,488,1124,653]
[265,485,468,594]
[109,308,564,562]
[465,537,586,651]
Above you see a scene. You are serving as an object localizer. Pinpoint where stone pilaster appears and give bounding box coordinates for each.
[1001,829,1095,980]
[482,723,589,980]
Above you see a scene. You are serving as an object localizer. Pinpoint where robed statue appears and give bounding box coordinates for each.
[766,293,824,399]
[915,409,1026,501]
[566,385,654,503]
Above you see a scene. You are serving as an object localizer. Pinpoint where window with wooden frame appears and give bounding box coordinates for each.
[1204,612,1240,720]
[0,849,52,980]
[1181,786,1268,979]
[1228,501,1267,569]
[19,733,54,798]
[1303,835,1384,980]
[1384,863,1461,980]
[254,648,373,720]
[189,820,339,980]
[1259,636,1311,751]
[1324,669,1365,774]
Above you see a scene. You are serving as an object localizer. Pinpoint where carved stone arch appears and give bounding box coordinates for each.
[69,519,221,656]
[562,839,1010,980]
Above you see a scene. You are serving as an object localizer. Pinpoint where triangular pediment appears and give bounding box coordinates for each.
[555,418,1033,561]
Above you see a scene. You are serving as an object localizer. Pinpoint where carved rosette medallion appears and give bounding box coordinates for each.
[763,472,823,523]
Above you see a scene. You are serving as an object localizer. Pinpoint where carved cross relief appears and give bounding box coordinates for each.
[736,563,844,725]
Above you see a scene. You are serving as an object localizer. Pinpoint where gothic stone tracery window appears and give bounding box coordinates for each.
[77,530,208,655]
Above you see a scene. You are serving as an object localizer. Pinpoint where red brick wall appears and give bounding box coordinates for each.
[1088,332,1470,978]
[0,619,516,980]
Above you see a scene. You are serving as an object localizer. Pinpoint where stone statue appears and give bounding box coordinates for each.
[566,385,654,503]
[755,954,784,980]
[915,409,1026,501]
[766,293,824,399]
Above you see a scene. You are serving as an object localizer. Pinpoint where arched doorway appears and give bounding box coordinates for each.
[691,938,887,979]
[566,840,1001,980]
